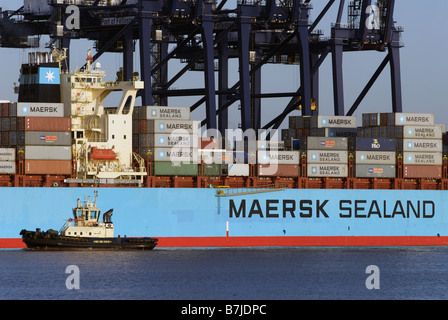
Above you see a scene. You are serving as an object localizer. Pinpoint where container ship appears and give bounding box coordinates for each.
[1,47,448,249]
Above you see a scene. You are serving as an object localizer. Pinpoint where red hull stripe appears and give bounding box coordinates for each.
[3,236,448,249]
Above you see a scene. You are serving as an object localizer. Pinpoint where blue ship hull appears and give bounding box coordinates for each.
[1,187,447,248]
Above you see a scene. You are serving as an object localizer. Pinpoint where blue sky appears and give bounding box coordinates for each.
[0,0,446,129]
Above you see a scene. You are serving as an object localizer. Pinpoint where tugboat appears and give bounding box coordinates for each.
[20,191,158,250]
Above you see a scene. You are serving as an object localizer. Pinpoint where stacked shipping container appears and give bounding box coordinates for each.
[133,106,199,176]
[0,101,72,174]
[362,112,443,178]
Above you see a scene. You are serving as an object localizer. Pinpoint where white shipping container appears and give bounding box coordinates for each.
[0,161,15,174]
[256,140,285,150]
[307,164,348,177]
[355,151,396,165]
[199,150,233,164]
[257,150,300,165]
[394,113,434,126]
[312,115,357,128]
[403,139,442,152]
[146,119,199,134]
[139,106,190,120]
[0,148,15,161]
[227,164,250,176]
[402,125,443,139]
[153,148,198,163]
[307,150,348,164]
[17,102,66,117]
[403,152,443,165]
[25,146,71,160]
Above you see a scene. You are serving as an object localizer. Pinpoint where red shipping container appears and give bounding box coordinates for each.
[25,160,72,174]
[24,117,71,131]
[1,103,9,117]
[403,165,442,179]
[258,164,300,177]
[138,119,147,134]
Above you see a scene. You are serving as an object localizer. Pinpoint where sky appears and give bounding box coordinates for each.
[0,0,447,130]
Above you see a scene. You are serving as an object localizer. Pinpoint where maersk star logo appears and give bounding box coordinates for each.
[311,153,317,161]
[407,154,413,162]
[45,69,55,83]
[158,150,166,159]
[159,136,165,145]
[22,105,29,114]
[399,115,405,123]
[359,153,366,161]
[407,128,413,136]
[311,167,317,174]
[321,117,327,126]
[407,141,413,149]
[158,122,165,131]
[151,109,157,117]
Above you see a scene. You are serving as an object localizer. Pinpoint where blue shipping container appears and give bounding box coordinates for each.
[356,138,396,151]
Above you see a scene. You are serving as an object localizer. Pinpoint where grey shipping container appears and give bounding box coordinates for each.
[355,151,396,164]
[138,106,190,120]
[256,140,285,150]
[355,164,396,178]
[25,145,72,160]
[307,164,348,177]
[0,148,15,161]
[306,137,348,150]
[356,138,395,151]
[0,161,15,174]
[17,102,67,117]
[403,152,443,165]
[403,139,442,152]
[307,150,348,163]
[25,131,71,146]
[227,163,250,176]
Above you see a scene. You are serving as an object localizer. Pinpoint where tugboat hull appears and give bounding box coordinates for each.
[20,229,158,251]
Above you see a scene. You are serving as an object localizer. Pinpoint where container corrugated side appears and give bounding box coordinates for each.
[138,106,190,120]
[403,139,442,152]
[153,162,198,176]
[227,163,249,176]
[201,164,222,176]
[0,161,15,174]
[394,113,434,126]
[307,150,348,163]
[258,164,300,177]
[24,131,71,146]
[199,150,233,164]
[0,148,15,161]
[22,117,71,131]
[355,164,396,178]
[25,160,72,174]
[403,152,443,165]
[25,146,72,160]
[306,137,348,150]
[153,148,198,163]
[17,102,67,117]
[403,165,442,178]
[356,138,395,151]
[311,115,357,128]
[257,150,300,165]
[307,164,348,177]
[145,119,199,134]
[401,125,443,139]
[355,151,396,164]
